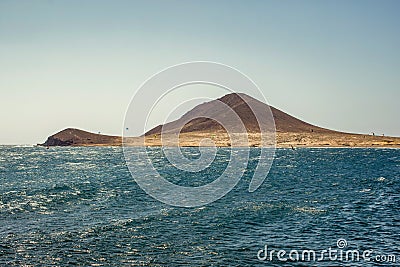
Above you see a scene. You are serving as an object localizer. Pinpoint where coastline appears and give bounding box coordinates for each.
[38,131,400,148]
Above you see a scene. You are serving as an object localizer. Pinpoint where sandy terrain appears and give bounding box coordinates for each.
[123,131,400,148]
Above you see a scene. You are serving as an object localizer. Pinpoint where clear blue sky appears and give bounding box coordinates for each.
[1,0,399,144]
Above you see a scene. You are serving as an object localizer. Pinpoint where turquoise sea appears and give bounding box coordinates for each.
[0,147,399,266]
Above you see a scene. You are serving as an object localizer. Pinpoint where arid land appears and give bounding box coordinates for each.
[40,93,400,148]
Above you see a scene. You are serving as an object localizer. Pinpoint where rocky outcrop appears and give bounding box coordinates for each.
[42,136,74,146]
[39,128,121,147]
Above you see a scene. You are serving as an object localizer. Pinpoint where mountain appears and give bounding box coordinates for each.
[145,93,335,135]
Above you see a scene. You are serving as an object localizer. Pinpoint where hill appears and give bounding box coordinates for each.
[40,128,121,147]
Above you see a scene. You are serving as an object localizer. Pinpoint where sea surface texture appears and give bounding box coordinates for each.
[0,147,399,266]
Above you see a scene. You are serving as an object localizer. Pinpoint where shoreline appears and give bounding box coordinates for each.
[32,144,400,149]
[38,128,400,149]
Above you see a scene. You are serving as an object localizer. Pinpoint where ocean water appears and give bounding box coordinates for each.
[0,146,399,266]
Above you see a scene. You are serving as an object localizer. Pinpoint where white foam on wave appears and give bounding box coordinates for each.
[360,188,371,193]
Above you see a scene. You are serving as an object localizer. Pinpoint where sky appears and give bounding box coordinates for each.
[1,0,399,144]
